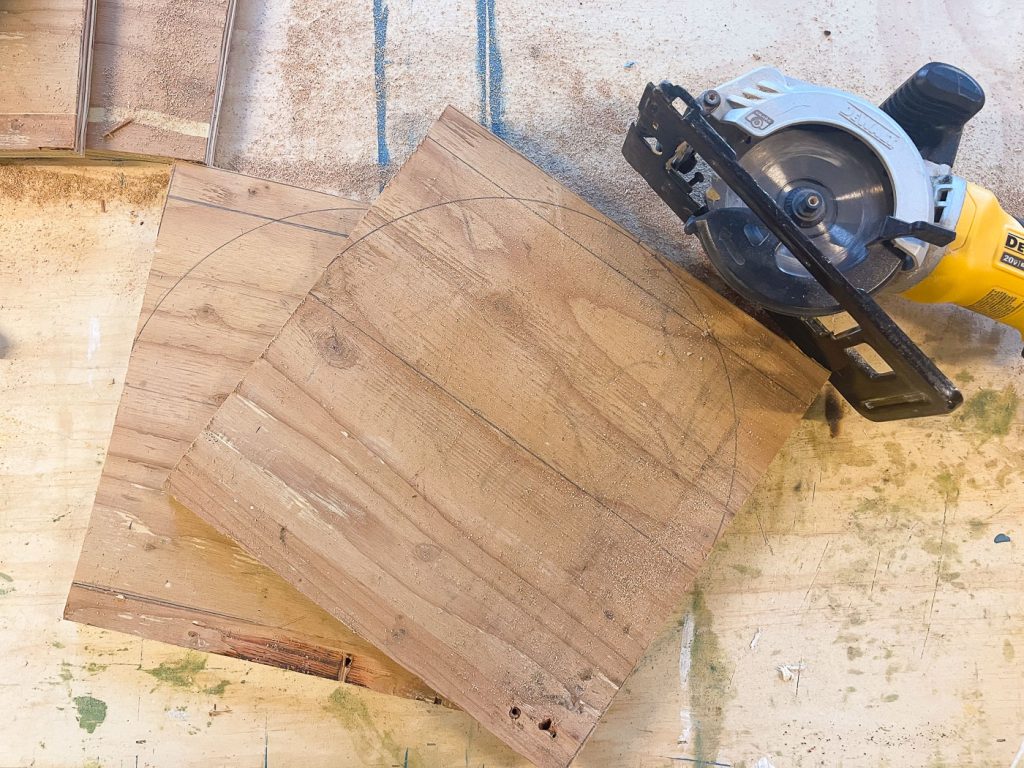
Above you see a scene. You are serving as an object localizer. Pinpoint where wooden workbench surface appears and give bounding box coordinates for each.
[2,161,1023,768]
[3,2,1024,760]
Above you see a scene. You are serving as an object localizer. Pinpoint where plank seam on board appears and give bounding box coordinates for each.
[140,272,312,301]
[421,127,813,401]
[325,182,806,405]
[120,341,264,368]
[119,382,245,411]
[300,292,699,565]
[166,194,364,234]
[133,204,361,344]
[69,581,263,624]
[303,280,737,518]
[416,133,747,519]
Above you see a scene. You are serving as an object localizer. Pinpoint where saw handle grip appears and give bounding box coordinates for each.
[880,62,985,167]
[902,184,1024,339]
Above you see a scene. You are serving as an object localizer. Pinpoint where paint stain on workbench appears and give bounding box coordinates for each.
[957,386,1019,437]
[687,586,734,767]
[824,386,844,437]
[323,686,410,766]
[73,696,107,734]
[143,652,207,688]
[203,679,231,695]
[0,572,13,597]
[933,467,963,503]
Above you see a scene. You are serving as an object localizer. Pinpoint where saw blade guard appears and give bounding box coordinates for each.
[692,67,937,317]
[697,126,904,316]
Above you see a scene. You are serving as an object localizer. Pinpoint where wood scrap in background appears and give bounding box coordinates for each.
[86,0,235,161]
[64,163,443,703]
[0,1,95,153]
[167,107,827,768]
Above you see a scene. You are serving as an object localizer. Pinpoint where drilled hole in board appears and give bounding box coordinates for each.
[509,706,520,719]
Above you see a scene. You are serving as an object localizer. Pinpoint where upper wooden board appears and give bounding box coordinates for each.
[64,163,443,704]
[167,108,826,768]
[86,0,234,160]
[0,1,92,152]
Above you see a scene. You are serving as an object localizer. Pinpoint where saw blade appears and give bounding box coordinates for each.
[701,126,903,316]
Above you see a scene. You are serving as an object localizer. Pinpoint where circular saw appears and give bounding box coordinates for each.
[623,63,1023,421]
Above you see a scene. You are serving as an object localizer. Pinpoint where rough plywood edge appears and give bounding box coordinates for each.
[205,0,237,166]
[62,581,452,704]
[83,148,187,163]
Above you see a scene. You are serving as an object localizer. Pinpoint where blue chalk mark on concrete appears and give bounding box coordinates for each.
[995,533,1011,544]
[475,0,506,137]
[373,0,391,168]
[624,60,636,69]
[476,0,487,124]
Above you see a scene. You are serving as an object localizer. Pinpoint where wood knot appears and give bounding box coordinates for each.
[195,303,225,327]
[415,543,440,562]
[315,326,359,369]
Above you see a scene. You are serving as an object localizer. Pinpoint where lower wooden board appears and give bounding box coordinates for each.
[0,1,92,152]
[168,107,827,768]
[64,163,444,704]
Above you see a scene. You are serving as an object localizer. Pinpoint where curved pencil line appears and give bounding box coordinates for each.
[315,195,740,515]
[134,206,365,344]
[146,194,745,519]
[650,251,740,532]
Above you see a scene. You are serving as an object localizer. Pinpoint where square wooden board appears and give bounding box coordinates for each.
[168,108,826,767]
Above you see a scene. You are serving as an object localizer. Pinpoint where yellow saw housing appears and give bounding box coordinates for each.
[902,183,1024,336]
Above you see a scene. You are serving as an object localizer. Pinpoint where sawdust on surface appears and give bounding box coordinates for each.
[0,162,170,207]
[215,0,383,198]
[212,0,1024,303]
[87,0,231,158]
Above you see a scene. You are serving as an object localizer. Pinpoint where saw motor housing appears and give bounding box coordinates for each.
[624,63,1022,421]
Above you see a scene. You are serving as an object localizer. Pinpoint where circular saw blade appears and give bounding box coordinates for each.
[701,126,904,316]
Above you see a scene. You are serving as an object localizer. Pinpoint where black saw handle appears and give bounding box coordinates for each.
[880,62,985,168]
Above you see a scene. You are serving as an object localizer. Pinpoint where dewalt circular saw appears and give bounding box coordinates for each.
[624,63,1023,421]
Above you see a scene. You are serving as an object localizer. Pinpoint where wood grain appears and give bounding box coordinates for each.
[0,1,92,152]
[64,163,444,704]
[167,108,826,768]
[85,0,234,159]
